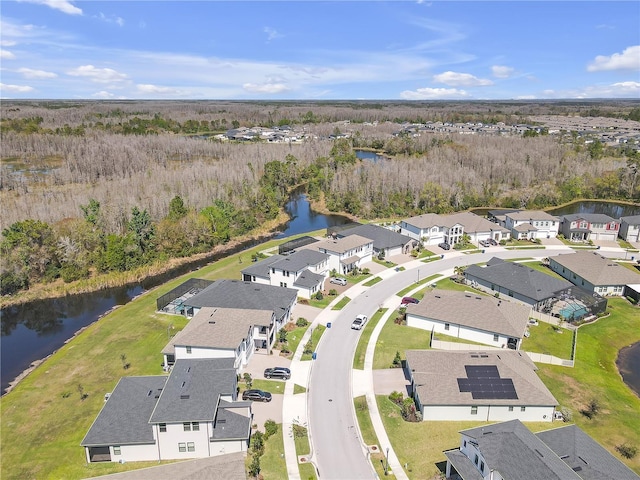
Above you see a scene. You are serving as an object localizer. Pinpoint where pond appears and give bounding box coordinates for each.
[355,149,387,163]
[617,341,640,399]
[0,191,351,393]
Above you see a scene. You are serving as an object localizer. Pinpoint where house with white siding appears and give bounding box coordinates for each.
[620,215,640,243]
[405,350,557,422]
[81,358,251,464]
[559,213,620,242]
[315,234,374,274]
[161,307,277,371]
[399,212,509,246]
[330,223,415,258]
[503,210,560,240]
[445,419,640,480]
[405,289,531,350]
[548,251,640,296]
[241,249,329,299]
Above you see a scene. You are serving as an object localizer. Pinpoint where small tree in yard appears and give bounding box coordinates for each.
[251,431,265,456]
[581,398,600,419]
[315,291,323,300]
[278,327,288,344]
[391,351,402,368]
[243,373,253,389]
[616,443,638,459]
[264,419,278,439]
[303,339,313,355]
[388,391,404,405]
[296,317,309,327]
[248,453,261,478]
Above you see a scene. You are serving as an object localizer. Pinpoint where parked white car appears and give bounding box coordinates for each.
[330,277,347,286]
[351,314,368,330]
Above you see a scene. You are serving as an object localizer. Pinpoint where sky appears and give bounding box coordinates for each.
[1,1,639,100]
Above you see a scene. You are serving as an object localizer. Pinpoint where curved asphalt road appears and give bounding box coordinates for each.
[307,247,623,479]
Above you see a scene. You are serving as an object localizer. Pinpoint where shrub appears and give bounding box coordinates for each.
[251,431,265,456]
[243,373,253,388]
[400,397,420,422]
[581,398,600,419]
[391,351,402,368]
[329,288,338,296]
[303,340,313,355]
[315,291,323,300]
[362,267,370,275]
[388,390,404,405]
[248,452,261,477]
[278,328,288,343]
[296,317,309,327]
[616,443,638,459]
[264,419,278,439]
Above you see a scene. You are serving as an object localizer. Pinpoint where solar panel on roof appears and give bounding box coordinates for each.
[458,365,518,400]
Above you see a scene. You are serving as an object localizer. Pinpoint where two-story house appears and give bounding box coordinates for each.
[560,213,620,242]
[619,215,640,243]
[315,234,374,275]
[330,223,415,258]
[445,419,639,480]
[503,210,560,240]
[161,307,277,371]
[81,358,251,464]
[240,249,329,299]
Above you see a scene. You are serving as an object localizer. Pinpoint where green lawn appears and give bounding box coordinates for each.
[536,299,640,474]
[331,296,351,310]
[516,260,567,280]
[301,325,327,361]
[254,426,288,479]
[294,384,307,394]
[396,274,441,297]
[279,324,310,357]
[373,320,431,369]
[373,257,397,268]
[353,309,387,369]
[520,323,575,359]
[433,332,488,347]
[249,379,287,395]
[354,396,393,479]
[363,276,383,286]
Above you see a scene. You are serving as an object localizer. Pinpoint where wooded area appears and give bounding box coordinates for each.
[1,100,639,296]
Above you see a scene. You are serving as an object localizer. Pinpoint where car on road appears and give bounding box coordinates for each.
[351,314,368,330]
[438,242,451,250]
[242,389,272,402]
[401,296,419,306]
[330,277,348,286]
[264,367,291,380]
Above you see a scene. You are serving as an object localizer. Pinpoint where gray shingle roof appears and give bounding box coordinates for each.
[561,213,617,224]
[458,420,581,480]
[82,452,248,480]
[337,224,413,250]
[406,289,530,337]
[210,405,252,441]
[184,280,297,322]
[81,376,167,446]
[240,255,284,277]
[620,215,640,225]
[506,210,560,222]
[293,269,324,288]
[402,212,509,234]
[315,234,373,254]
[549,251,640,286]
[536,424,640,480]
[270,249,329,272]
[405,350,557,407]
[443,449,485,480]
[162,307,273,355]
[149,358,237,424]
[464,259,574,302]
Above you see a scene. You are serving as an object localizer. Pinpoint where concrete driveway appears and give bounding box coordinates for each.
[249,393,284,432]
[373,368,412,396]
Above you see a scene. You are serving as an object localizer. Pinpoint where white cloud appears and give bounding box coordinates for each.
[515,95,537,100]
[243,82,290,94]
[587,45,640,72]
[1,49,16,59]
[432,71,493,87]
[18,67,57,79]
[400,87,469,99]
[136,84,190,96]
[1,40,17,47]
[0,83,35,93]
[97,12,124,27]
[66,65,128,83]
[18,0,82,15]
[491,65,514,79]
[263,27,283,42]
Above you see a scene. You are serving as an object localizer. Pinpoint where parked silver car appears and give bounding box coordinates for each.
[330,277,347,286]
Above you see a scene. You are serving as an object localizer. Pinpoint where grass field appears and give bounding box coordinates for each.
[520,322,575,359]
[373,319,431,370]
[353,308,387,370]
[254,426,288,479]
[331,296,351,310]
[301,325,327,361]
[354,396,393,479]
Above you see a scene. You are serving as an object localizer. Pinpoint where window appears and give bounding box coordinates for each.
[508,406,514,412]
[463,440,467,447]
[178,442,186,452]
[480,461,485,473]
[159,423,167,432]
[471,406,478,415]
[186,346,192,354]
[444,323,450,331]
[493,334,499,342]
[183,422,191,431]
[192,422,199,431]
[474,454,479,465]
[113,446,121,455]
[187,442,195,452]
[521,406,526,412]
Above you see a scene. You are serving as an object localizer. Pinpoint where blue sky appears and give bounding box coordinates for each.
[1,1,639,100]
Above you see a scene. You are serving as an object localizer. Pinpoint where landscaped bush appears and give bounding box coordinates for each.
[264,419,278,439]
[615,443,638,459]
[329,288,338,296]
[388,391,404,405]
[296,317,309,327]
[391,351,402,368]
[315,291,323,300]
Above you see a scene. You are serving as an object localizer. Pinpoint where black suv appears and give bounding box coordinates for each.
[242,389,272,402]
[438,242,451,250]
[264,367,291,380]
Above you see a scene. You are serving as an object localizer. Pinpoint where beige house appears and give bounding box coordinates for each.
[315,234,374,274]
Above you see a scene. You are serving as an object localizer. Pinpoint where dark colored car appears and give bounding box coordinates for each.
[488,239,498,246]
[401,297,419,306]
[438,242,451,250]
[264,367,291,380]
[242,389,272,402]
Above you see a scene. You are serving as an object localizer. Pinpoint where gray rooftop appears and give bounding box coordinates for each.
[162,307,274,355]
[184,280,297,322]
[405,350,557,407]
[464,259,574,301]
[270,249,329,272]
[337,224,413,250]
[537,424,640,480]
[240,254,284,278]
[81,376,168,447]
[402,212,509,234]
[405,289,531,338]
[82,451,248,480]
[549,251,640,286]
[444,449,484,480]
[561,213,617,224]
[293,269,325,289]
[315,234,373,254]
[149,358,237,424]
[620,215,640,225]
[458,420,581,480]
[210,404,252,441]
[506,210,560,222]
